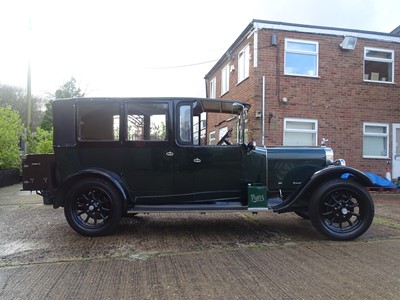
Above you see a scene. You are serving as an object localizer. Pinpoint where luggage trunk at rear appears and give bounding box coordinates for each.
[22,154,56,191]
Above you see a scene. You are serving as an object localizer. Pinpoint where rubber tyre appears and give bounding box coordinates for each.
[309,179,374,241]
[64,178,122,236]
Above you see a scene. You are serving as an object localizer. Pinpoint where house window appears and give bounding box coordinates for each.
[238,44,250,82]
[284,39,318,77]
[218,127,229,145]
[210,77,216,98]
[221,64,229,95]
[363,123,389,158]
[364,47,394,83]
[209,131,216,145]
[284,118,318,146]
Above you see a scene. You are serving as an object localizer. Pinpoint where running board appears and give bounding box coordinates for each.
[129,198,283,213]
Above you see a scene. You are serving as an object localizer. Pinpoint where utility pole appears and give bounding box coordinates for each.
[26,19,32,131]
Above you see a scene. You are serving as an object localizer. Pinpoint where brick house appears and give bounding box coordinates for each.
[204,19,400,180]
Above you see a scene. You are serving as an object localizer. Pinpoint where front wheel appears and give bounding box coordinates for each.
[309,179,374,241]
[64,178,122,236]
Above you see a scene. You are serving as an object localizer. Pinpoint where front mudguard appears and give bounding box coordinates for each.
[273,165,372,213]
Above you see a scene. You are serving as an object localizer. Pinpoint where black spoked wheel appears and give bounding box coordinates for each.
[309,179,374,241]
[64,178,122,236]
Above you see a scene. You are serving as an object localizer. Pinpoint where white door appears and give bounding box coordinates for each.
[393,124,400,180]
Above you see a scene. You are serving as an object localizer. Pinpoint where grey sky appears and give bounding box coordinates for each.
[0,0,398,98]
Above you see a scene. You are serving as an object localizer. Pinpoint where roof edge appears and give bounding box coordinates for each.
[204,19,400,80]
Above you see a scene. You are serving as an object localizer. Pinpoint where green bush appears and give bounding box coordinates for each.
[0,106,23,169]
[29,128,53,154]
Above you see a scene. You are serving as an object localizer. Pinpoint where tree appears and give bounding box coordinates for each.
[0,84,45,129]
[0,106,24,169]
[40,77,85,130]
[28,128,54,154]
[55,77,84,99]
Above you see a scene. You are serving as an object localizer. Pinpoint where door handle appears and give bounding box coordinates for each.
[166,151,174,157]
[193,158,201,163]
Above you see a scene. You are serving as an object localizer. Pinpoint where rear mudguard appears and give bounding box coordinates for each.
[272,165,372,213]
[53,168,131,211]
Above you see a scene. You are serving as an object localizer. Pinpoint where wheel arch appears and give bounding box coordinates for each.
[54,168,131,211]
[273,166,373,213]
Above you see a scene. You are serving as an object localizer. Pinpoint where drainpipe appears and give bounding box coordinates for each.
[261,76,265,146]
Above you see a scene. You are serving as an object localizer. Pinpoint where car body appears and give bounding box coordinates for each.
[22,97,374,240]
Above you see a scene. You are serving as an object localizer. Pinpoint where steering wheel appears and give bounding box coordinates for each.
[217,128,233,145]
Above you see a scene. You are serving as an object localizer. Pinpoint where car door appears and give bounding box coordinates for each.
[173,102,242,203]
[121,101,174,202]
[192,145,242,202]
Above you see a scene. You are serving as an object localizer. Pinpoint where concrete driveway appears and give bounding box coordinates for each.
[0,184,399,299]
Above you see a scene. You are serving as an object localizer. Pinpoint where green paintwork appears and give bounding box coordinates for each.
[40,97,329,207]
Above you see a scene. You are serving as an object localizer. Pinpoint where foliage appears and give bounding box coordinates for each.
[0,83,45,129]
[55,77,85,99]
[40,77,84,130]
[40,100,53,131]
[28,128,54,154]
[0,106,24,169]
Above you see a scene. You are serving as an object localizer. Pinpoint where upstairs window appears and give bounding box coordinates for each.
[126,103,168,141]
[209,77,216,98]
[364,47,394,83]
[363,123,389,158]
[285,39,318,77]
[221,64,229,95]
[238,44,250,83]
[284,118,318,146]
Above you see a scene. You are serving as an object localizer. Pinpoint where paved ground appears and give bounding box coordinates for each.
[0,184,399,299]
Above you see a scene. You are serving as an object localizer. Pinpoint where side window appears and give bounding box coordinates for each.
[209,77,216,98]
[284,118,318,146]
[238,44,250,83]
[209,131,216,145]
[78,102,120,141]
[284,39,318,77]
[179,104,192,144]
[126,103,168,141]
[363,122,389,158]
[364,47,394,83]
[221,64,229,95]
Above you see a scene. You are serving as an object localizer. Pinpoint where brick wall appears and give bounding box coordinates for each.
[205,26,400,177]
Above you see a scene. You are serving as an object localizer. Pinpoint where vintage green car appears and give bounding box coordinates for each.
[22,97,374,240]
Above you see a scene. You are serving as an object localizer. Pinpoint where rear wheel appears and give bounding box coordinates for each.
[309,179,374,241]
[64,178,122,236]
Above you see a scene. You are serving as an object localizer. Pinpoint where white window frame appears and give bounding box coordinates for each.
[238,44,250,83]
[221,64,229,95]
[209,131,216,145]
[363,122,389,158]
[363,47,394,83]
[209,77,216,98]
[284,39,319,77]
[283,118,318,146]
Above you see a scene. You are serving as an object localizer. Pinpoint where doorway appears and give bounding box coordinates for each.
[392,124,400,180]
